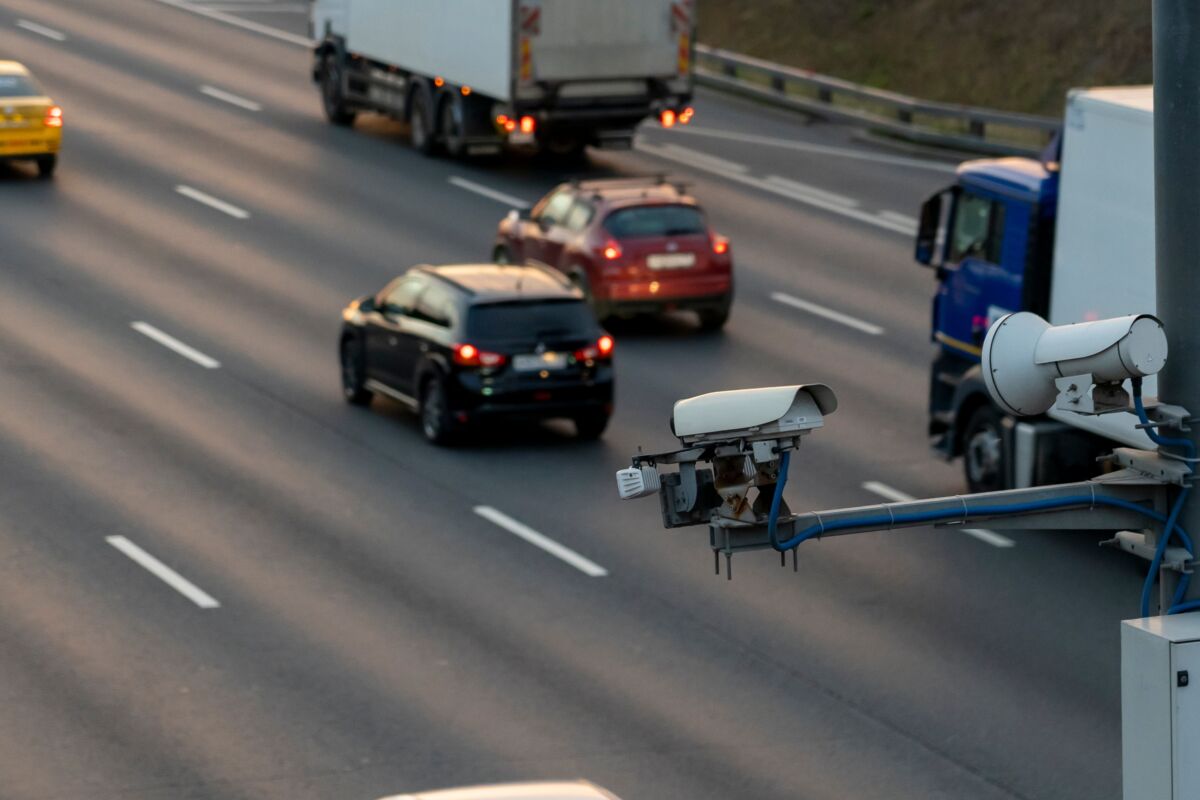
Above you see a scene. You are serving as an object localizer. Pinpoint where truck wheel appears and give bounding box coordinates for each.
[321,53,357,126]
[440,97,466,158]
[963,405,1006,492]
[409,90,436,155]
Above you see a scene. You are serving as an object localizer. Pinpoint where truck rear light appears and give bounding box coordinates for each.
[679,106,695,125]
[603,240,623,261]
[712,234,730,255]
[434,76,445,87]
[496,114,517,132]
[454,344,506,368]
[660,109,677,128]
[44,106,63,128]
[597,334,614,356]
[461,85,472,96]
[519,115,536,134]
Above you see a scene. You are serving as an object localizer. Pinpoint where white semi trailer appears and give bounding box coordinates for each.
[311,0,696,158]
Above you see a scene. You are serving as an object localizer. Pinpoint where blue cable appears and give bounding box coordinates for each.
[1132,378,1195,616]
[1169,599,1200,615]
[768,450,791,550]
[762,379,1199,615]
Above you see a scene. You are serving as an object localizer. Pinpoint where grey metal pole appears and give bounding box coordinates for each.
[1154,0,1200,607]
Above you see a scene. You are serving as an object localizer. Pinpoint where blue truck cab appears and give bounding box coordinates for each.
[915,156,1066,491]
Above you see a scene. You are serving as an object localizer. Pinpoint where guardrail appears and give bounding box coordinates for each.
[694,45,1060,158]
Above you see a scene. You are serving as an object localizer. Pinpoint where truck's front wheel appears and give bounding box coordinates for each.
[320,53,357,126]
[963,405,1006,492]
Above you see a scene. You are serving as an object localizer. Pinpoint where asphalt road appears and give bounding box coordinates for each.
[0,2,1147,799]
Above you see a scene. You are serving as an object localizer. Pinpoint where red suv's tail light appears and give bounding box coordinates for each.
[44,106,63,128]
[603,240,623,261]
[711,234,730,255]
[575,335,615,363]
[454,343,506,367]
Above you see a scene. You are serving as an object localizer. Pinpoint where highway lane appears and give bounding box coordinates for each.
[0,2,1145,799]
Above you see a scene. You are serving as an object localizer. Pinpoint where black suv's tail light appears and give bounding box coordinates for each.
[454,343,506,367]
[574,335,614,363]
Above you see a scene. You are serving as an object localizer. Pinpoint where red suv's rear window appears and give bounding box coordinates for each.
[603,205,707,238]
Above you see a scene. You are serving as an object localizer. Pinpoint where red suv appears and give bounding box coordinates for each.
[493,178,733,330]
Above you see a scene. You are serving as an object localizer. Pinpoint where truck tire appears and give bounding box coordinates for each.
[409,89,437,156]
[963,404,1006,492]
[440,96,467,158]
[320,53,357,127]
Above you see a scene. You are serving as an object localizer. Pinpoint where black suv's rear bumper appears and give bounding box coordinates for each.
[449,372,614,424]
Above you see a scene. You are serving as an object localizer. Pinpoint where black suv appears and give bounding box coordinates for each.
[339,264,614,444]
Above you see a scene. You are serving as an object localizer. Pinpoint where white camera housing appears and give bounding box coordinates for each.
[981,312,1167,416]
[671,384,838,445]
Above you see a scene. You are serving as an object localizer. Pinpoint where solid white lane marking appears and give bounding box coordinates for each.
[637,140,915,236]
[199,85,262,112]
[106,536,221,608]
[131,322,221,369]
[448,176,532,209]
[655,125,957,173]
[770,291,884,336]
[764,175,858,207]
[879,210,919,227]
[149,0,314,46]
[199,4,309,12]
[656,143,749,174]
[175,185,250,219]
[861,481,1016,548]
[474,506,608,577]
[16,19,67,41]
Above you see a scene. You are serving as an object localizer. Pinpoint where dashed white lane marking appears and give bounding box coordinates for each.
[199,85,262,112]
[16,20,66,41]
[106,536,221,608]
[131,322,222,369]
[770,291,885,336]
[175,185,250,220]
[861,481,1016,548]
[148,0,314,46]
[636,140,916,236]
[448,176,532,209]
[474,506,609,577]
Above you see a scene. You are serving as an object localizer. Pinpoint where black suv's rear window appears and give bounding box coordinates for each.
[0,74,42,98]
[603,205,706,238]
[467,300,594,338]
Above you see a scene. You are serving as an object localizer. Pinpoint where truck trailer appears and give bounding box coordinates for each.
[310,0,696,158]
[914,87,1157,491]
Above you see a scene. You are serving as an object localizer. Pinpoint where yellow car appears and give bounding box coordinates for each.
[0,61,61,178]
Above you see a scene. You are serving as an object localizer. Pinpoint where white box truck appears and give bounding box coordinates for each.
[914,87,1160,490]
[311,0,696,158]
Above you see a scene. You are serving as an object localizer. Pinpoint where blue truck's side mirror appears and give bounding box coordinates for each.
[915,192,943,266]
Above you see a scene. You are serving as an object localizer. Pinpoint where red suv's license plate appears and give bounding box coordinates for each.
[647,253,696,269]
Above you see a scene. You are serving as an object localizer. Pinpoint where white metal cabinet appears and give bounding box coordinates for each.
[1122,615,1200,799]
